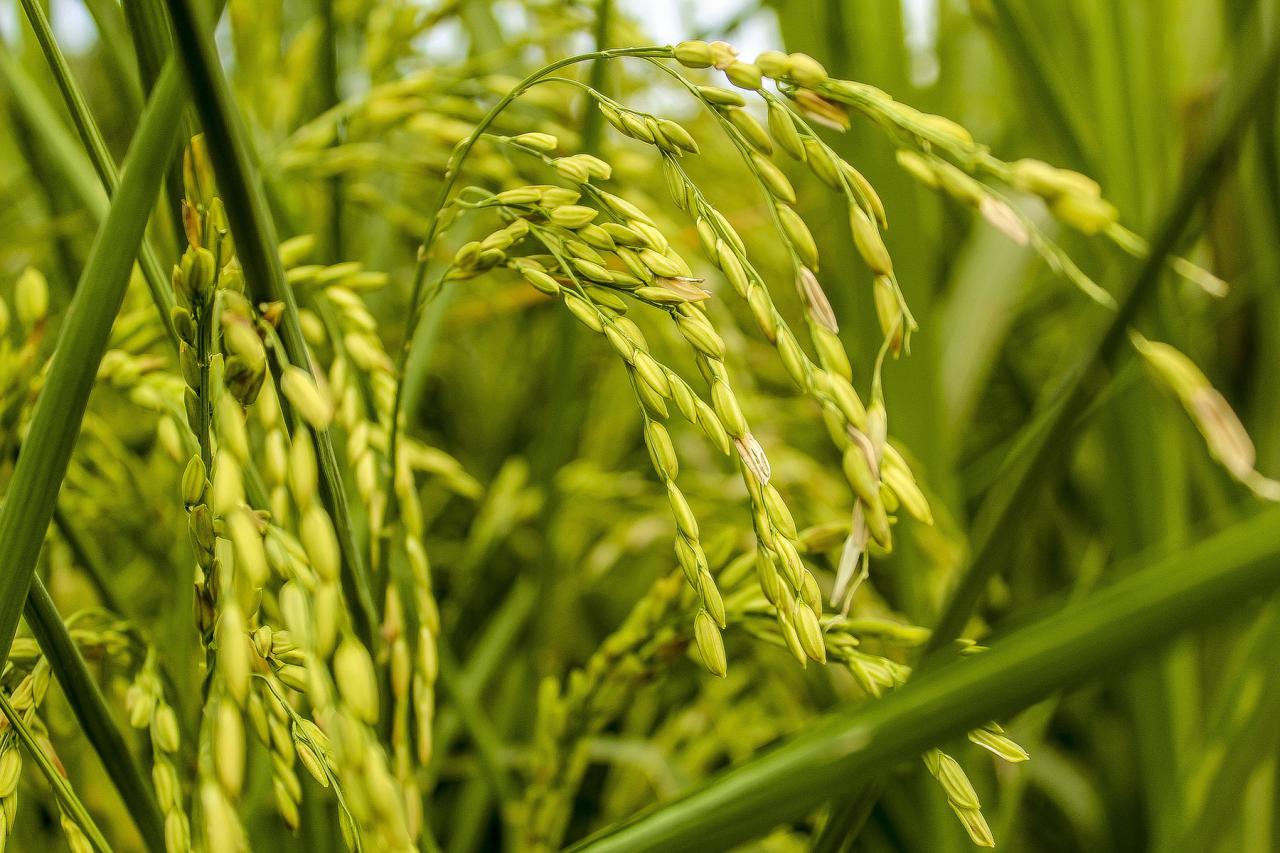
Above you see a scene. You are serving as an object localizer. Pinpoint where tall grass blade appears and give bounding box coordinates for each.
[16,0,179,347]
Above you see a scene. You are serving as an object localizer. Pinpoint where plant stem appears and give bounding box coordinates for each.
[581,0,613,155]
[164,0,382,653]
[0,61,183,665]
[0,63,183,850]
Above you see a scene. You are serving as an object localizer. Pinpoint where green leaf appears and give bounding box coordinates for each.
[16,0,178,347]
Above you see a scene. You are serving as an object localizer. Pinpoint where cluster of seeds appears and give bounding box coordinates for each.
[0,649,51,850]
[0,17,1271,853]
[126,653,189,851]
[516,571,688,851]
[1,616,179,852]
[166,144,422,851]
[413,38,1250,848]
[0,269,50,462]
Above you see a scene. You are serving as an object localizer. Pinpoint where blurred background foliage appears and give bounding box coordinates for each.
[1,0,1278,851]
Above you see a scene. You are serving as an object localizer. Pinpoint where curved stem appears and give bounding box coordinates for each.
[383,45,671,508]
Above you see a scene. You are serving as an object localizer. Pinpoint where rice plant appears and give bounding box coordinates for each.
[0,1,1277,851]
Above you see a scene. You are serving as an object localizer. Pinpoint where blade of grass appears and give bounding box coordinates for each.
[574,507,1280,851]
[0,63,183,850]
[0,58,183,656]
[163,0,381,652]
[121,0,173,93]
[0,691,112,853]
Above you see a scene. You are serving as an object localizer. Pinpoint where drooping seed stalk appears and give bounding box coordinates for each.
[575,506,1280,852]
[0,62,184,852]
[164,0,381,652]
[806,33,1280,844]
[386,45,672,509]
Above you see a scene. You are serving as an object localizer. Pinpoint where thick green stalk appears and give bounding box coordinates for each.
[581,0,613,155]
[0,60,182,661]
[163,0,381,651]
[0,64,184,849]
[122,0,173,92]
[17,0,179,349]
[575,508,1280,851]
